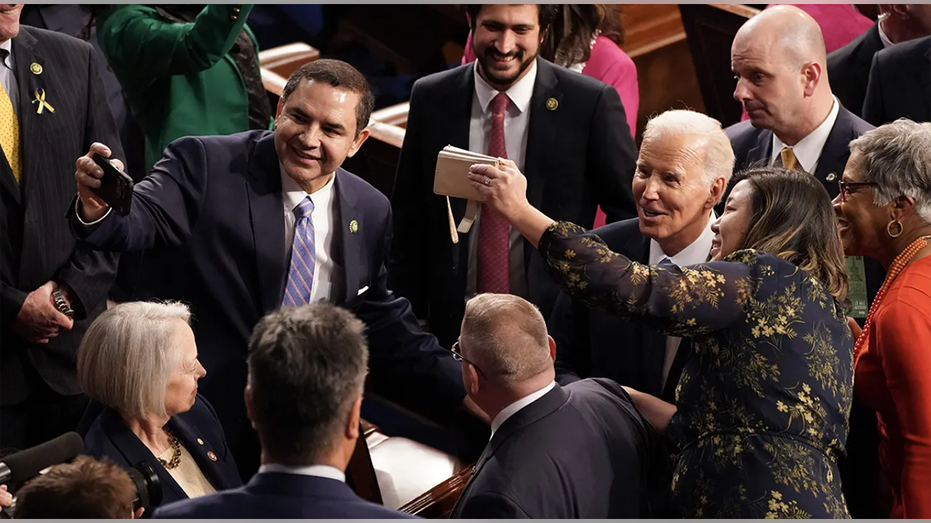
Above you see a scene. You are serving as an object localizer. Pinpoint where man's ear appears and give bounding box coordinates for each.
[346,395,363,441]
[802,61,823,97]
[707,176,727,209]
[244,386,257,430]
[133,507,145,519]
[347,128,370,158]
[547,335,557,362]
[275,97,284,122]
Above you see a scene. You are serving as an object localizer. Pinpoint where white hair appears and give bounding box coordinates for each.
[642,109,736,197]
[850,119,931,223]
[78,301,191,419]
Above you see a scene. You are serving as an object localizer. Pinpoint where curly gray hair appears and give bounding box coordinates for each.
[849,119,931,223]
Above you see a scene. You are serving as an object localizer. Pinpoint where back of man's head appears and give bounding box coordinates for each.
[247,304,369,466]
[460,294,553,390]
[13,456,136,519]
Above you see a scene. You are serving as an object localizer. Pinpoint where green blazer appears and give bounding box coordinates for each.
[98,4,268,170]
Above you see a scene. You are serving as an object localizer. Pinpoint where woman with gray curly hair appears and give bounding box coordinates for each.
[78,301,241,508]
[833,119,931,518]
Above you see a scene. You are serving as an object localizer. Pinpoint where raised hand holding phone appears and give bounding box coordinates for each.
[75,142,131,221]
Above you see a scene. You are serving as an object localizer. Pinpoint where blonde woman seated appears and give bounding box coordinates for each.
[79,301,241,508]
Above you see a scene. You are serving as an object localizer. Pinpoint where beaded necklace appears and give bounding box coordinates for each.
[157,428,182,470]
[854,235,931,362]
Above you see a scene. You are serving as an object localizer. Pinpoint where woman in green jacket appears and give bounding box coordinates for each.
[98,4,272,171]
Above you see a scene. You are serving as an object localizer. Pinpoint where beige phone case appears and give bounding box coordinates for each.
[433,154,498,201]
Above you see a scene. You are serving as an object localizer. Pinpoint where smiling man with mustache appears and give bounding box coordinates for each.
[391,4,638,352]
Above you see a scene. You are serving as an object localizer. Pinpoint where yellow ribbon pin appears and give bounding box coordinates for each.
[32,88,55,115]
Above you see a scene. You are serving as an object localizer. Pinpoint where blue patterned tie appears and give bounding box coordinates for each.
[282,196,316,306]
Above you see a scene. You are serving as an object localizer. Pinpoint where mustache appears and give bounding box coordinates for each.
[484,48,523,61]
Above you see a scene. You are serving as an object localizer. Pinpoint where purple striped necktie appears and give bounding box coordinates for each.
[282,196,316,306]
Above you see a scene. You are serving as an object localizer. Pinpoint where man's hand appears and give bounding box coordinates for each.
[75,142,123,222]
[0,484,12,509]
[12,281,75,344]
[463,395,490,425]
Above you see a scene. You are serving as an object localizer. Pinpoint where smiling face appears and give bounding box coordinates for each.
[274,79,369,193]
[633,134,719,252]
[163,320,205,417]
[0,4,23,43]
[470,4,543,90]
[710,180,753,261]
[832,152,888,257]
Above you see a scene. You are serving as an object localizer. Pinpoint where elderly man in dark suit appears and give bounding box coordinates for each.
[154,304,414,519]
[863,35,931,125]
[549,110,733,403]
[390,4,638,350]
[450,294,660,519]
[70,59,478,480]
[829,5,931,118]
[0,3,121,451]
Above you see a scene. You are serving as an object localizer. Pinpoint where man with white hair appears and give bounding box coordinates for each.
[549,109,732,402]
[728,5,873,196]
[450,293,660,519]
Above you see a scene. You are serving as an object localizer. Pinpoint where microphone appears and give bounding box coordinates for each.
[0,432,83,486]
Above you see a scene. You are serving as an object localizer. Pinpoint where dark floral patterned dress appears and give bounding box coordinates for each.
[539,222,853,518]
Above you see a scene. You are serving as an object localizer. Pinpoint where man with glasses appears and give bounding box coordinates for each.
[449,293,662,519]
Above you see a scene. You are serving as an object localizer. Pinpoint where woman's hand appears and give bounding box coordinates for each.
[847,317,863,339]
[468,159,530,223]
[0,484,12,509]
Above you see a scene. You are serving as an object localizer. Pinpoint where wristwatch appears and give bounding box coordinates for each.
[52,288,74,318]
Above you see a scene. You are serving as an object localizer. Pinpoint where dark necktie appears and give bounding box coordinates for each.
[477,92,511,294]
[282,196,316,306]
[642,258,674,396]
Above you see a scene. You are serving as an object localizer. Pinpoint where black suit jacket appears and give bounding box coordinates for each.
[862,35,931,125]
[451,380,659,519]
[549,218,690,401]
[68,131,464,474]
[390,59,638,348]
[828,24,883,119]
[0,26,121,405]
[152,472,415,519]
[83,395,242,512]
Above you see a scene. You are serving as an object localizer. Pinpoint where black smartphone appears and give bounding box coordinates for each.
[91,153,133,216]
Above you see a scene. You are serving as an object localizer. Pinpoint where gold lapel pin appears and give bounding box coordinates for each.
[826,172,837,183]
[30,62,43,75]
[207,451,218,462]
[196,438,204,446]
[349,220,359,234]
[546,98,558,111]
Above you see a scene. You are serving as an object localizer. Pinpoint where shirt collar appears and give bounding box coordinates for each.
[280,165,336,214]
[258,463,346,483]
[0,39,12,71]
[877,21,894,49]
[490,380,556,439]
[473,58,537,115]
[649,212,717,266]
[771,96,840,173]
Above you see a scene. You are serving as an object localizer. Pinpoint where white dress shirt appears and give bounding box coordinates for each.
[490,380,556,439]
[258,463,346,483]
[281,167,343,304]
[770,96,840,174]
[466,60,538,300]
[0,39,18,114]
[878,21,894,49]
[648,212,716,390]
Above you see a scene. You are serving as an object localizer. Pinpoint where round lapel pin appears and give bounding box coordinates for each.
[197,438,204,446]
[30,62,43,75]
[207,451,218,462]
[545,98,558,111]
[826,172,837,183]
[349,219,359,234]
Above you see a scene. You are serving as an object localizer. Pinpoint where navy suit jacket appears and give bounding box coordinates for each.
[69,131,464,475]
[82,395,241,511]
[549,218,690,401]
[450,380,660,519]
[827,24,883,119]
[152,472,415,519]
[862,35,931,126]
[390,58,639,349]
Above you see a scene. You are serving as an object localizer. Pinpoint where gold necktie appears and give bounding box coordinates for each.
[0,81,21,184]
[779,147,799,172]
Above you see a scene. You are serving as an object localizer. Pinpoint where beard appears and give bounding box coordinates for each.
[475,45,537,88]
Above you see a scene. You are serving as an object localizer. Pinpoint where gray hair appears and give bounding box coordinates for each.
[642,109,736,198]
[247,304,368,465]
[460,294,551,385]
[849,119,931,223]
[78,301,191,419]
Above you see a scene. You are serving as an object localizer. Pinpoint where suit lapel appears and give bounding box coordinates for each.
[449,66,476,279]
[7,30,44,205]
[100,409,189,501]
[167,413,237,491]
[814,105,854,194]
[524,59,560,210]
[746,128,773,167]
[0,145,19,206]
[246,133,287,313]
[335,170,361,304]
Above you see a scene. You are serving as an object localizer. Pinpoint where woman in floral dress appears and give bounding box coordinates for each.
[467,162,853,518]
